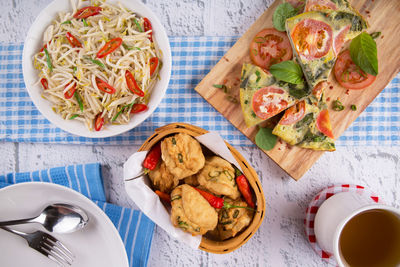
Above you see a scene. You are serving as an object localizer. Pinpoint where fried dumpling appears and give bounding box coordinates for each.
[161,133,205,179]
[197,156,240,199]
[170,184,218,235]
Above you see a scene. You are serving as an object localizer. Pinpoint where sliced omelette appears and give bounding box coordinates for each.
[272,96,335,151]
[304,0,368,40]
[239,63,310,127]
[285,10,367,91]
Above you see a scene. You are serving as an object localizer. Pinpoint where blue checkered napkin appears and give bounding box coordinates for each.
[0,38,399,146]
[0,163,154,267]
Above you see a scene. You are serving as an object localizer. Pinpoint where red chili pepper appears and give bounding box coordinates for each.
[64,82,76,99]
[73,6,102,19]
[96,37,122,58]
[125,70,145,96]
[95,77,116,94]
[149,57,158,76]
[143,17,153,42]
[39,43,48,53]
[131,103,148,113]
[142,142,161,171]
[193,187,255,210]
[155,190,170,203]
[94,113,104,131]
[235,169,255,208]
[66,32,82,48]
[40,78,48,90]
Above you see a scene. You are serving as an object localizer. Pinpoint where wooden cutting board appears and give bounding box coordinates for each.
[194,0,400,180]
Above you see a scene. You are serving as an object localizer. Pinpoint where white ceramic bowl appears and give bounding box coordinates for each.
[22,0,171,138]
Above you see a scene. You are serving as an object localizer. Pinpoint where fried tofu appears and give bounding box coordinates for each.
[197,156,240,200]
[161,133,205,179]
[170,184,218,235]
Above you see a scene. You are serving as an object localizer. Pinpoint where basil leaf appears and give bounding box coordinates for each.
[270,60,304,84]
[350,32,378,76]
[273,3,298,32]
[255,127,277,151]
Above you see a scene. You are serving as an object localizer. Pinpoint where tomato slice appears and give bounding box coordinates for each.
[279,101,306,125]
[66,32,82,48]
[64,82,76,99]
[334,50,376,90]
[316,109,334,139]
[249,29,292,70]
[96,38,122,58]
[143,18,153,42]
[95,77,116,94]
[252,87,288,120]
[73,6,102,19]
[291,19,333,60]
[131,103,148,113]
[125,70,145,97]
[149,57,158,76]
[312,81,327,100]
[304,0,337,11]
[333,25,350,56]
[40,78,48,90]
[94,113,104,131]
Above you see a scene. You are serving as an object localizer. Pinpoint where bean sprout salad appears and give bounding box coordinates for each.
[33,0,161,131]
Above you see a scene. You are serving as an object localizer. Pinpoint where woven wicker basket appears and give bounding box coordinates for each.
[138,123,266,254]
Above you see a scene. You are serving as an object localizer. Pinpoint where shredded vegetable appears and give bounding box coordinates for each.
[33,0,161,130]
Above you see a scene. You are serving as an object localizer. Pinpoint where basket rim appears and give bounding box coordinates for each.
[138,123,266,254]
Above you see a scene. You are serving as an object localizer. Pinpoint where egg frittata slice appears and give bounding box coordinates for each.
[285,10,367,91]
[272,97,335,151]
[239,63,310,127]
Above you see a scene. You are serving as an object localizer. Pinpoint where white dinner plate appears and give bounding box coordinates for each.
[22,0,172,138]
[0,183,129,267]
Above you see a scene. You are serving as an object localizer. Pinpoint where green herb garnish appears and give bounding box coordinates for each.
[82,19,88,27]
[332,99,344,111]
[84,56,105,69]
[349,32,378,76]
[226,95,238,103]
[134,18,143,32]
[122,43,141,51]
[233,210,240,218]
[172,137,176,145]
[43,47,53,72]
[272,3,298,32]
[370,32,381,40]
[74,92,83,112]
[171,195,181,201]
[61,20,72,25]
[69,114,79,120]
[255,127,278,151]
[178,153,183,163]
[351,104,357,111]
[270,60,304,84]
[255,70,261,83]
[112,103,134,121]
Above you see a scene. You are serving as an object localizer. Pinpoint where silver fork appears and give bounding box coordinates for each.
[1,226,74,266]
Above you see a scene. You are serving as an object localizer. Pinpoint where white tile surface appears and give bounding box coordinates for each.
[0,0,399,266]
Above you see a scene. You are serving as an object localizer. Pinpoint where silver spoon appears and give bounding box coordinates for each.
[0,203,89,234]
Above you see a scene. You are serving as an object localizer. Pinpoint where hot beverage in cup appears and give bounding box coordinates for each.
[339,209,400,267]
[314,191,400,267]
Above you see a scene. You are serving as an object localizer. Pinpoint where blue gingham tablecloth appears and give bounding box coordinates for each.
[0,37,399,146]
[0,163,154,267]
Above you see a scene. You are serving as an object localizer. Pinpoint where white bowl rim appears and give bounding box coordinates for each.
[22,0,171,138]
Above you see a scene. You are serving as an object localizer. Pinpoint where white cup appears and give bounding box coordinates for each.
[314,191,400,267]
